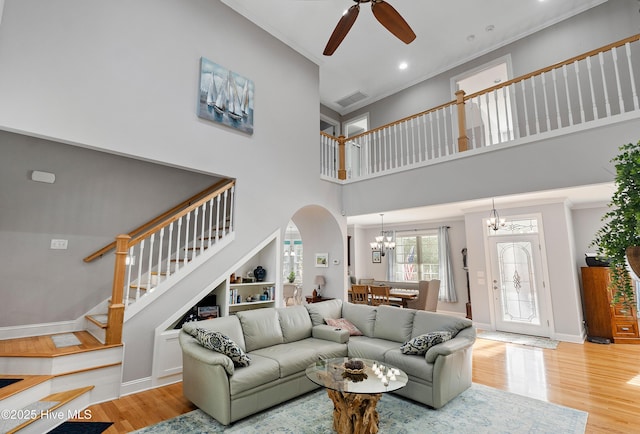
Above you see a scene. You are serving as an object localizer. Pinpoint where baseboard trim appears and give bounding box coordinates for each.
[121,375,182,397]
[0,320,83,340]
[436,309,468,318]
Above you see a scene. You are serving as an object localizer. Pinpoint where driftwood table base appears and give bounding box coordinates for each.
[326,389,382,434]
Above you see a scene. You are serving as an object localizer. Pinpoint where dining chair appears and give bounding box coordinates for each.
[351,284,369,304]
[369,285,391,306]
[283,284,298,306]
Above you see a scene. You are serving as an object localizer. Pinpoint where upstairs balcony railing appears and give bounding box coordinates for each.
[321,34,640,181]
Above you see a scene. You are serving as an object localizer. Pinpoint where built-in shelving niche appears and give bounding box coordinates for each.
[151,230,280,387]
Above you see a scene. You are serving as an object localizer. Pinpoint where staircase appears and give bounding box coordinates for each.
[0,179,237,432]
[0,332,122,433]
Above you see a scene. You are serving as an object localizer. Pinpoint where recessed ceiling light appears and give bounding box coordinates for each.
[485,25,495,32]
[398,62,408,70]
[467,34,475,42]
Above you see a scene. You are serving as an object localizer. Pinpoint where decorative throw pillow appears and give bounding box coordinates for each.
[194,328,251,367]
[325,317,363,336]
[400,331,452,355]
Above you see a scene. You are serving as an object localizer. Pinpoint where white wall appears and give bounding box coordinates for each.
[0,0,344,383]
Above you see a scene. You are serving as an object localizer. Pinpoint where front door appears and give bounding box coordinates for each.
[489,232,551,337]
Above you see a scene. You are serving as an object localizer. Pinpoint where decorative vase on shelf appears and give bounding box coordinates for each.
[254,266,266,282]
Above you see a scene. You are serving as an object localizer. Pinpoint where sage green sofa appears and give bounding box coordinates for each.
[179,299,475,425]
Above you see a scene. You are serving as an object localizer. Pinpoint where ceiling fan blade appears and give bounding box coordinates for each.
[371,0,416,44]
[323,4,360,56]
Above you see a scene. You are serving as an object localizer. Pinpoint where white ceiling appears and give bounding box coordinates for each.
[220,0,614,226]
[221,0,607,115]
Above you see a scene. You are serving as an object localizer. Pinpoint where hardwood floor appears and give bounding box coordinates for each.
[79,339,640,433]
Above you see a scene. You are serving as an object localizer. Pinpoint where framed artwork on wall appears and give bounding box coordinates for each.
[315,253,329,267]
[197,57,254,135]
[372,250,382,263]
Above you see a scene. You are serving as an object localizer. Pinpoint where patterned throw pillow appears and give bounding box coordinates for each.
[194,328,251,367]
[400,331,452,355]
[325,317,363,336]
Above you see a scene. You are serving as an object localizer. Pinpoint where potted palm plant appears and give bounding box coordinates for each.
[592,141,640,307]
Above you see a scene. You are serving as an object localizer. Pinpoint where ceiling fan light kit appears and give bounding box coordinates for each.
[323,0,416,56]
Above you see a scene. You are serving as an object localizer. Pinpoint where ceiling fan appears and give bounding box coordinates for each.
[323,0,416,56]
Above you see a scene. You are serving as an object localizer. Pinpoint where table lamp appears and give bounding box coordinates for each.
[314,275,326,297]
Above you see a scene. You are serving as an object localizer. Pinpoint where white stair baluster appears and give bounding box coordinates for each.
[484,92,494,145]
[183,213,191,266]
[586,55,598,119]
[136,240,144,301]
[215,194,221,244]
[229,185,235,233]
[435,109,442,158]
[626,42,639,110]
[443,106,450,155]
[493,89,502,142]
[520,80,531,137]
[191,207,198,261]
[125,246,134,307]
[222,190,229,238]
[175,217,183,271]
[551,69,561,129]
[428,111,435,159]
[147,233,155,292]
[166,221,174,277]
[157,228,164,285]
[449,104,456,154]
[541,73,551,132]
[599,52,611,117]
[562,65,574,126]
[574,61,585,124]
[611,47,625,114]
[207,198,214,247]
[200,203,206,254]
[531,76,540,135]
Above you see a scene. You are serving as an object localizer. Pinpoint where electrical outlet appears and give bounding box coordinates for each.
[50,239,68,250]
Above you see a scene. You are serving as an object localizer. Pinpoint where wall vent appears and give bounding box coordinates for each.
[335,91,368,108]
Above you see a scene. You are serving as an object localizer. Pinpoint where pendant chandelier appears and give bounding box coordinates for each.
[370,214,395,256]
[487,199,506,231]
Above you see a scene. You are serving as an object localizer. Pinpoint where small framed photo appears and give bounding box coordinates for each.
[197,306,219,320]
[315,253,329,267]
[372,251,382,263]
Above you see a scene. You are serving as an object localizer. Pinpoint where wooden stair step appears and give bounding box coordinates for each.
[0,331,110,358]
[85,314,108,329]
[0,375,52,401]
[5,386,94,434]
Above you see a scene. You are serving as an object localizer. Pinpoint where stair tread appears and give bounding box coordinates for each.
[0,375,52,401]
[5,386,94,434]
[0,331,120,358]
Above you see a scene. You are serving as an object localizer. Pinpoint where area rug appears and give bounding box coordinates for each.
[47,421,113,434]
[478,330,559,349]
[51,333,81,348]
[0,378,23,389]
[132,384,587,433]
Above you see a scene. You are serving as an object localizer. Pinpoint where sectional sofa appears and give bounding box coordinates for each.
[179,299,475,425]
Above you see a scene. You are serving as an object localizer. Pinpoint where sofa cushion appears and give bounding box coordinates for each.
[347,336,399,361]
[342,302,377,337]
[411,311,472,339]
[277,305,313,343]
[236,308,284,352]
[229,354,280,396]
[193,328,251,367]
[384,349,434,382]
[289,338,348,360]
[324,318,363,336]
[251,342,322,377]
[400,331,452,355]
[305,299,343,326]
[373,305,415,342]
[182,315,246,351]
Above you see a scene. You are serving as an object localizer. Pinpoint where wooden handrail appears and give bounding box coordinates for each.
[464,33,640,101]
[83,178,233,262]
[128,180,235,247]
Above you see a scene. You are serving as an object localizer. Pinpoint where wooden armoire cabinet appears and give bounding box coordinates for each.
[581,267,640,344]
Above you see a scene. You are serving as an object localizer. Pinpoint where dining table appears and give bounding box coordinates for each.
[347,287,417,308]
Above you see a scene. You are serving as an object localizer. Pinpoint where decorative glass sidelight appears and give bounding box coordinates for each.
[496,241,540,324]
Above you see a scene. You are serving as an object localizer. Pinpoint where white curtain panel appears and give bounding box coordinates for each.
[438,226,457,302]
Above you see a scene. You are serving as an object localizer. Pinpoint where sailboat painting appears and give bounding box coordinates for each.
[197,57,254,135]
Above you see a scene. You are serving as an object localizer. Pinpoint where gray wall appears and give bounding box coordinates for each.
[0,0,344,383]
[345,0,640,129]
[0,131,217,326]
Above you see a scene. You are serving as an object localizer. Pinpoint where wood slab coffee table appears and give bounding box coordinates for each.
[305,357,408,434]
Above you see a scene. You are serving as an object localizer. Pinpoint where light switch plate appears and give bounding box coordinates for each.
[50,239,68,250]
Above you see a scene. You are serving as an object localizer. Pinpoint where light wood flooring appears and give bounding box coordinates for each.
[72,338,640,433]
